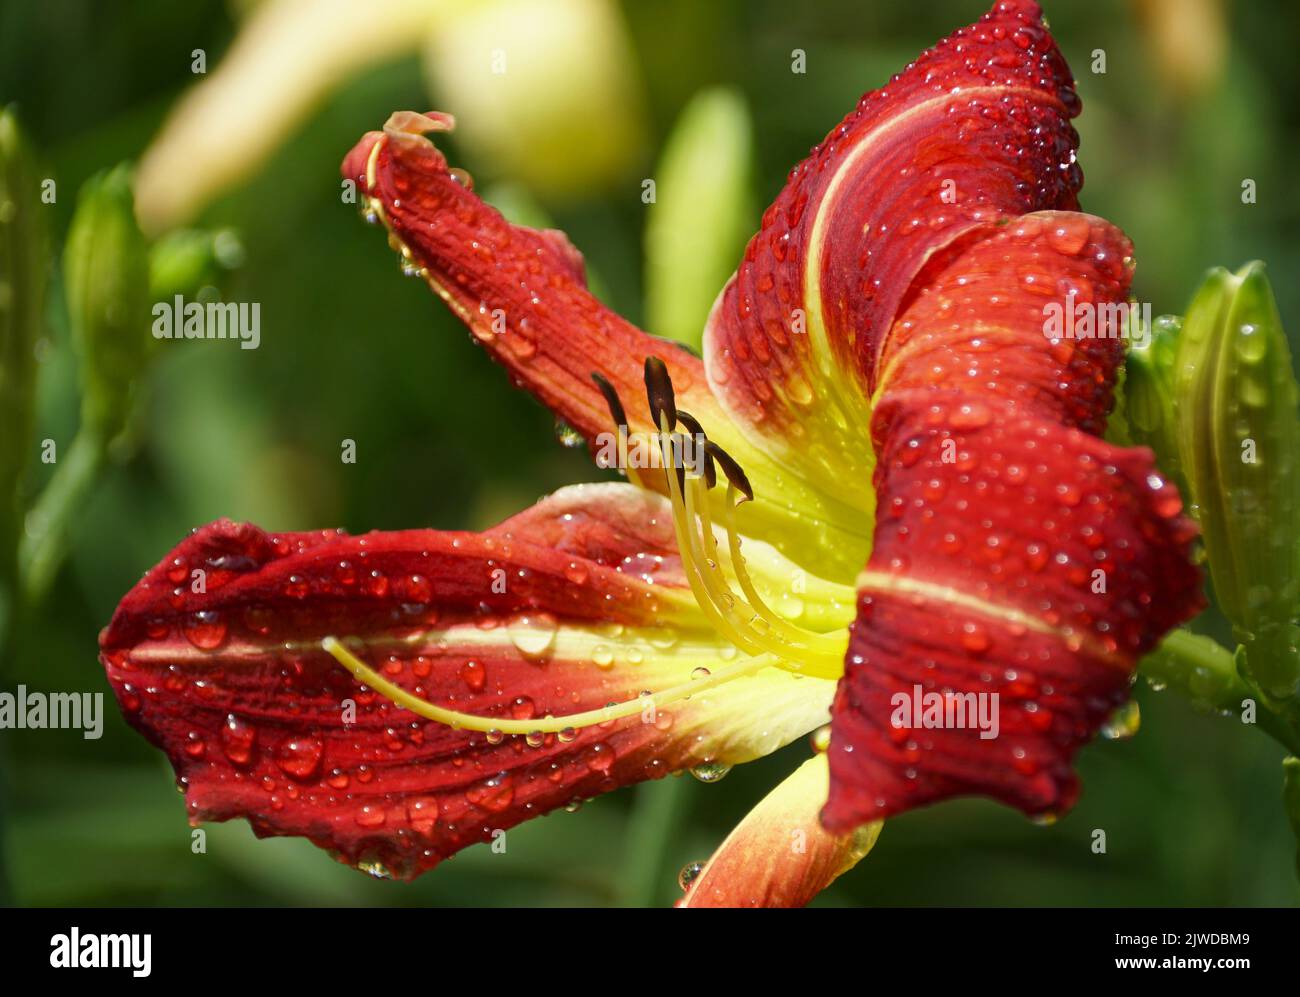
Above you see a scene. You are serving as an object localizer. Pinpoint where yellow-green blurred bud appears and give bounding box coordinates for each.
[423,0,646,200]
[63,164,150,443]
[148,226,244,302]
[1173,263,1300,699]
[645,88,754,351]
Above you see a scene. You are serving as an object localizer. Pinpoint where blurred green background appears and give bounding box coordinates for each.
[1,0,1298,906]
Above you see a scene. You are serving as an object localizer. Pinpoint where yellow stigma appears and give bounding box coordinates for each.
[319,363,849,739]
[321,636,777,735]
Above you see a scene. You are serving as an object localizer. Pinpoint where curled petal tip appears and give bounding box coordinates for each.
[383,110,456,139]
[340,130,383,187]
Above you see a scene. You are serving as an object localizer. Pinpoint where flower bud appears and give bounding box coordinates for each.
[0,108,45,547]
[63,164,150,442]
[423,0,646,200]
[148,226,243,302]
[1120,313,1182,481]
[1173,263,1300,699]
[645,87,754,350]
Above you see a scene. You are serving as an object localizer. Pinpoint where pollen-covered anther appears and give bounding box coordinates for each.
[643,355,677,430]
[675,410,715,488]
[703,440,753,502]
[590,370,645,489]
[591,371,629,430]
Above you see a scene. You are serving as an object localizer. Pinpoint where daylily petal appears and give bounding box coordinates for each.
[99,483,833,879]
[678,753,880,908]
[822,214,1203,829]
[343,112,871,578]
[135,0,452,234]
[343,111,664,446]
[876,210,1133,433]
[702,0,1081,522]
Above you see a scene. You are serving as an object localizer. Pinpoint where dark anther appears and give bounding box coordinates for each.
[591,372,628,428]
[643,356,677,430]
[701,449,717,489]
[704,441,753,502]
[675,409,706,439]
[675,410,715,487]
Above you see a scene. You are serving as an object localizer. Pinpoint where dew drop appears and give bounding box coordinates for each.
[689,761,732,783]
[1100,700,1141,740]
[355,805,387,828]
[220,714,257,766]
[506,612,559,661]
[678,860,706,891]
[184,611,228,650]
[554,418,585,448]
[275,735,324,780]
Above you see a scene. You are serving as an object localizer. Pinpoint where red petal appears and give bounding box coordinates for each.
[344,112,872,578]
[703,0,1081,502]
[99,486,830,880]
[823,214,1204,826]
[342,111,705,446]
[678,754,880,908]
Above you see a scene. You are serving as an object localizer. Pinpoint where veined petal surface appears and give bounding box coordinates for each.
[99,484,834,879]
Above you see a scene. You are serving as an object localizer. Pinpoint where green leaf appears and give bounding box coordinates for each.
[1171,263,1300,699]
[63,163,150,443]
[645,87,754,350]
[0,108,46,563]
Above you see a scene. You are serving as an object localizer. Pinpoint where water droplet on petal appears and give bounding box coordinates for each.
[689,761,732,783]
[184,611,228,650]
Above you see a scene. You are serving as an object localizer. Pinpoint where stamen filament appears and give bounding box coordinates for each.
[321,636,776,734]
[618,425,646,490]
[658,426,772,659]
[686,476,844,675]
[590,372,646,490]
[717,482,847,659]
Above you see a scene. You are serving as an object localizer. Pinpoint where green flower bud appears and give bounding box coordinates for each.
[0,108,45,546]
[63,163,150,443]
[645,87,753,350]
[1122,313,1183,484]
[148,226,243,303]
[1173,263,1300,699]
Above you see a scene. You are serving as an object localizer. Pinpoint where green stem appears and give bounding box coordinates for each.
[17,428,106,609]
[1283,758,1300,878]
[1141,628,1300,756]
[617,775,693,906]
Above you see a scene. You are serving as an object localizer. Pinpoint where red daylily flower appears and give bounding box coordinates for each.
[100,0,1202,906]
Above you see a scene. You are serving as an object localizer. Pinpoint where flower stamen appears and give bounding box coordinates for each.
[653,405,847,678]
[591,371,645,489]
